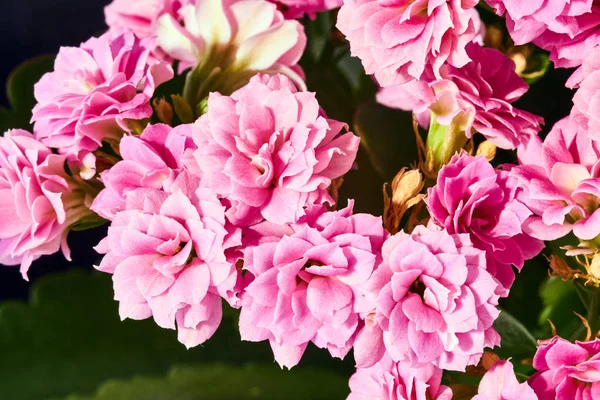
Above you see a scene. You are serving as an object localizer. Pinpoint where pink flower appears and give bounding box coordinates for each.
[91,123,195,220]
[378,43,542,150]
[474,360,538,400]
[361,225,501,371]
[238,203,387,368]
[191,74,360,226]
[32,30,173,157]
[529,336,600,400]
[95,171,242,348]
[510,116,600,242]
[347,354,453,400]
[485,0,600,68]
[105,0,190,39]
[0,130,93,278]
[571,47,600,141]
[336,0,480,86]
[273,0,343,19]
[427,153,544,295]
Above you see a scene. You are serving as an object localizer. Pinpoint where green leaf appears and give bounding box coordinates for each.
[303,12,333,62]
[353,100,419,181]
[58,364,348,400]
[0,270,349,400]
[170,94,195,124]
[536,277,586,339]
[492,309,538,359]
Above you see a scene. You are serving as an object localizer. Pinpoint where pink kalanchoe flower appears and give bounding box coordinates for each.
[273,0,343,19]
[474,360,538,400]
[91,123,195,220]
[336,0,480,86]
[485,0,599,68]
[238,202,387,368]
[529,336,600,400]
[31,30,173,157]
[191,74,360,226]
[359,225,501,371]
[105,0,190,39]
[510,115,600,242]
[95,171,242,348]
[378,43,543,150]
[571,47,600,140]
[0,130,93,278]
[427,153,544,295]
[347,354,453,400]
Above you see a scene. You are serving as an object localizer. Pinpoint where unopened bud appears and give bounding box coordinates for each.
[590,254,600,279]
[153,97,173,125]
[384,168,425,233]
[476,141,497,162]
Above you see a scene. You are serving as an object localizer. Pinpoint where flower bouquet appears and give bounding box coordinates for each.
[1,0,600,399]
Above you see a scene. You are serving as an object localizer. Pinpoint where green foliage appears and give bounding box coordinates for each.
[0,55,55,133]
[536,277,586,339]
[58,364,348,400]
[492,309,538,359]
[0,270,350,400]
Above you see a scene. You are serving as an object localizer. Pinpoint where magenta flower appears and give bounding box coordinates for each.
[485,0,600,68]
[191,74,360,226]
[364,225,501,371]
[91,123,195,220]
[0,130,93,278]
[347,354,453,400]
[31,30,173,157]
[378,43,543,150]
[105,0,190,39]
[571,47,600,141]
[238,203,387,368]
[273,0,343,19]
[529,336,600,400]
[95,171,242,348]
[427,153,544,295]
[510,116,600,242]
[474,360,538,400]
[336,0,480,86]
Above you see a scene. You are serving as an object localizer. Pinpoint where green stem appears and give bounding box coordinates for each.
[424,113,468,174]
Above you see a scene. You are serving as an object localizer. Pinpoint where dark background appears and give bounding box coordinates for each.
[0,1,576,301]
[0,0,111,300]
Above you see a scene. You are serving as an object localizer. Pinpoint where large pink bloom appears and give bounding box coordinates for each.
[336,0,480,86]
[427,153,544,295]
[378,43,542,149]
[474,360,538,400]
[274,0,343,19]
[347,354,453,400]
[510,115,600,242]
[95,171,242,348]
[31,31,173,157]
[357,225,501,371]
[105,0,190,39]
[0,130,92,278]
[571,47,600,142]
[485,0,600,68]
[238,203,387,368]
[191,74,360,226]
[529,336,600,400]
[91,123,195,220]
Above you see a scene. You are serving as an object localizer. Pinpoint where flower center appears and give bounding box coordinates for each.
[409,277,426,300]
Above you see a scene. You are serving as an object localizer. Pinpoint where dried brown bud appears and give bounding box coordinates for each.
[384,168,425,233]
[153,97,173,125]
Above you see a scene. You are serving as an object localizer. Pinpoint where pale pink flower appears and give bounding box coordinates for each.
[529,336,600,400]
[336,0,480,86]
[191,74,360,226]
[347,354,453,400]
[427,153,544,295]
[105,0,190,39]
[0,130,93,278]
[485,0,600,68]
[510,116,600,242]
[570,47,600,142]
[474,360,538,400]
[377,43,543,150]
[91,123,195,220]
[273,0,343,19]
[357,225,501,371]
[31,30,173,157]
[95,171,242,348]
[238,203,387,368]
[155,0,306,89]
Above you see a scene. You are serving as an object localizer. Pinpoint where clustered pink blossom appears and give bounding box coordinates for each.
[336,0,481,86]
[238,202,387,368]
[105,0,190,39]
[191,74,360,226]
[510,116,600,242]
[529,336,600,399]
[427,153,544,294]
[474,360,538,400]
[347,354,452,400]
[485,0,600,68]
[0,130,93,278]
[95,171,241,348]
[571,46,600,141]
[31,30,173,157]
[273,0,343,19]
[378,44,543,149]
